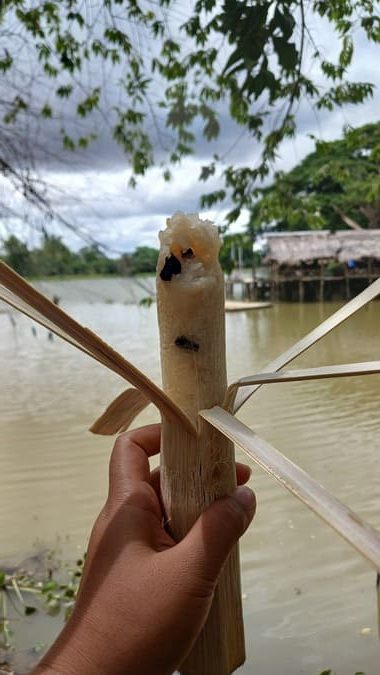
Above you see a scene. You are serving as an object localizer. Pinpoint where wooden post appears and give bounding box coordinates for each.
[252,280,257,301]
[368,257,373,282]
[319,263,325,302]
[344,266,351,300]
[270,263,275,301]
[156,214,245,675]
[299,278,305,302]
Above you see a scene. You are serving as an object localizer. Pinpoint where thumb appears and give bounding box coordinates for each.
[177,486,256,585]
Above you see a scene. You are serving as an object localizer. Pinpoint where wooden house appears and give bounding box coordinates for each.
[264,229,380,301]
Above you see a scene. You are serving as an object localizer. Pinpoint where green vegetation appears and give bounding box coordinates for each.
[120,246,161,275]
[0,235,160,278]
[0,556,82,672]
[1,1,380,225]
[0,559,369,674]
[0,552,365,675]
[249,121,380,235]
[1,231,255,279]
[219,232,258,276]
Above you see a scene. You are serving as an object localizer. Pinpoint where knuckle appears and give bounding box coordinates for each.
[123,481,159,514]
[113,432,131,455]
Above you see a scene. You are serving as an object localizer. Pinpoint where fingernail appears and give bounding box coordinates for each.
[232,485,256,517]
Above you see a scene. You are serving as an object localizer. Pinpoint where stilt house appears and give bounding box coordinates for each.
[265,230,380,301]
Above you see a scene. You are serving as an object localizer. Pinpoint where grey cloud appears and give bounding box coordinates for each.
[5,14,380,178]
[3,3,380,254]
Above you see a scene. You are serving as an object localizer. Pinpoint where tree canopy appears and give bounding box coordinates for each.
[0,235,161,277]
[249,121,380,234]
[1,0,380,234]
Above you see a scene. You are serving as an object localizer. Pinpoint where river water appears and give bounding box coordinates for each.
[0,277,379,674]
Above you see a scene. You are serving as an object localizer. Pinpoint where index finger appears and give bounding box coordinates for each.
[109,424,161,498]
[126,423,161,456]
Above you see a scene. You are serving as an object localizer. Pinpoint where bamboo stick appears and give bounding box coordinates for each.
[228,277,380,413]
[156,213,245,675]
[201,407,380,571]
[229,361,380,390]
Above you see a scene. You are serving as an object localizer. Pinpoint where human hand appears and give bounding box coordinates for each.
[33,424,256,675]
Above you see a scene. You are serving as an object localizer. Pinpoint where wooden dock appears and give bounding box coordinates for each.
[225,273,379,303]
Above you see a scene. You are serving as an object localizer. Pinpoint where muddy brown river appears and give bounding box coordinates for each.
[0,277,379,674]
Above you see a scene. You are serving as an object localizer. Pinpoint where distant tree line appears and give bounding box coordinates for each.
[1,231,260,279]
[0,234,160,278]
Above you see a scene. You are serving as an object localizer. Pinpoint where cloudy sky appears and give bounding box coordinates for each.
[1,3,380,254]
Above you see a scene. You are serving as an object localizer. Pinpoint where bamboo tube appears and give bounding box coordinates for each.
[156,213,245,675]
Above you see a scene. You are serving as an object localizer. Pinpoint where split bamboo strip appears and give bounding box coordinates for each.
[231,361,380,388]
[157,214,245,675]
[90,388,150,435]
[201,407,380,571]
[0,261,195,435]
[227,277,380,413]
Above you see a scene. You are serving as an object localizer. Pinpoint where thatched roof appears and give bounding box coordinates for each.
[265,230,380,265]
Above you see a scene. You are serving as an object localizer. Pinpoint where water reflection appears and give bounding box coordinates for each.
[0,280,379,674]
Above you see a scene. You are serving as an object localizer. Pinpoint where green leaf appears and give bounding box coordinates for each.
[339,34,354,67]
[226,207,241,224]
[42,580,58,593]
[223,48,244,75]
[77,88,101,117]
[272,7,295,40]
[62,134,75,151]
[0,570,5,586]
[56,84,73,98]
[203,115,219,140]
[199,163,215,181]
[44,62,58,77]
[272,37,299,72]
[41,103,52,118]
[67,11,85,28]
[0,50,13,73]
[200,189,226,207]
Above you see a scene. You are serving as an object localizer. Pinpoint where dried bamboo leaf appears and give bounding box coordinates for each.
[227,278,380,413]
[90,388,150,435]
[0,262,196,436]
[234,361,380,387]
[201,406,380,571]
